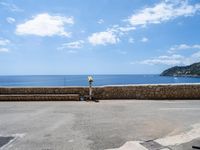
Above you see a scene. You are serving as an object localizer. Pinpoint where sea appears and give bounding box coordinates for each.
[0,75,200,87]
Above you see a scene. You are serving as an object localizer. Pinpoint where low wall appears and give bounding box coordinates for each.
[94,84,200,99]
[1,84,200,100]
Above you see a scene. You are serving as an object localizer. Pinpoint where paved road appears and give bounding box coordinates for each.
[0,100,200,150]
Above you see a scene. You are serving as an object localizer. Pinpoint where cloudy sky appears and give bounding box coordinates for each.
[0,0,200,75]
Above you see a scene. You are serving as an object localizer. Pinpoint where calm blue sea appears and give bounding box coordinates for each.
[0,75,200,86]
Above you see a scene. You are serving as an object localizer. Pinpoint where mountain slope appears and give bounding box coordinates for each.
[161,62,200,77]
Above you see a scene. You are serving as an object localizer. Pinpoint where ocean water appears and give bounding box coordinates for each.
[0,75,200,87]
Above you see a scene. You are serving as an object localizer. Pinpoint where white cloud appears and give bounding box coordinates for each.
[141,37,149,42]
[0,2,23,12]
[135,50,200,66]
[59,40,84,49]
[137,54,185,65]
[98,19,104,24]
[118,50,127,55]
[88,25,135,46]
[169,44,200,53]
[0,39,10,46]
[88,1,200,46]
[16,13,74,37]
[0,38,10,52]
[136,43,200,66]
[88,31,119,45]
[128,1,200,27]
[183,51,200,65]
[0,48,9,52]
[128,38,134,43]
[6,17,16,24]
[108,25,135,35]
[67,50,78,53]
[117,26,135,32]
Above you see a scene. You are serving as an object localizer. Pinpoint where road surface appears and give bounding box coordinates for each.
[0,100,200,150]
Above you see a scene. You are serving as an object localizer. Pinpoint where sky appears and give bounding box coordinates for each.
[0,0,200,75]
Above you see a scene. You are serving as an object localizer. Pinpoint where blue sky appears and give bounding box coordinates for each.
[0,0,200,75]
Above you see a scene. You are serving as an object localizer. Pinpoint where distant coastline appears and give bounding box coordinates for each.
[162,74,200,78]
[161,62,200,77]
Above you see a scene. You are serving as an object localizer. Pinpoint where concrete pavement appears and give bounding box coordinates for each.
[0,100,200,150]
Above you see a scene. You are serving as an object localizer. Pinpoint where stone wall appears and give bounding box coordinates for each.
[0,84,200,100]
[0,87,88,95]
[93,84,200,99]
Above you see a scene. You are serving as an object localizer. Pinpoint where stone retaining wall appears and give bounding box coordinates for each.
[93,84,200,99]
[0,84,200,100]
